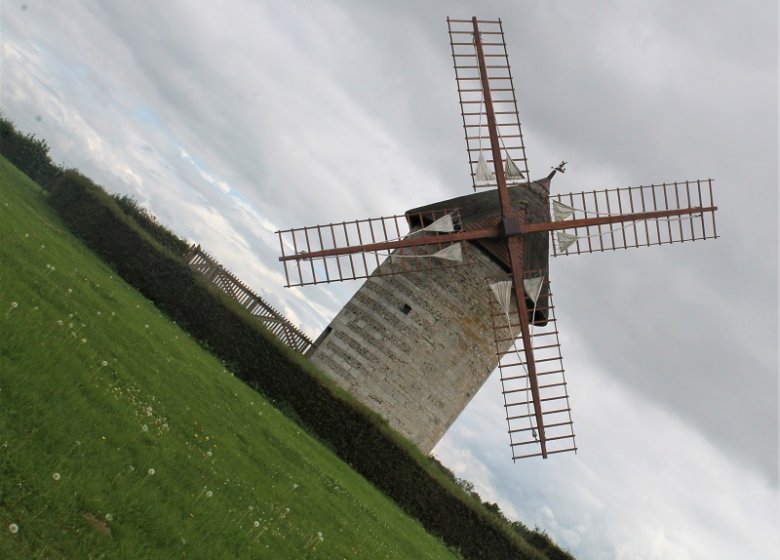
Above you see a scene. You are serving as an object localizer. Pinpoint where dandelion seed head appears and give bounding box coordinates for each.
[147,468,155,476]
[206,451,212,457]
[206,490,213,498]
[81,338,87,344]
[142,424,149,432]
[253,520,260,527]
[8,523,18,534]
[10,302,18,309]
[52,472,61,481]
[101,360,108,367]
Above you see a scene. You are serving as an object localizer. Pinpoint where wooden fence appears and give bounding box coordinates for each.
[185,244,314,355]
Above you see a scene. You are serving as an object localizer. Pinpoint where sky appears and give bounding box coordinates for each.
[1,1,777,558]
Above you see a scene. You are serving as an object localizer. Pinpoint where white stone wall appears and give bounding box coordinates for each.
[308,245,513,453]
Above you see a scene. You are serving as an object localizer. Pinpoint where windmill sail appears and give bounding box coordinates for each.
[551,179,718,256]
[488,272,576,460]
[504,155,525,182]
[475,152,495,184]
[448,18,530,190]
[277,209,468,287]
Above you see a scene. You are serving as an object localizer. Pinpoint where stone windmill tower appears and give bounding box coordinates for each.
[277,17,718,460]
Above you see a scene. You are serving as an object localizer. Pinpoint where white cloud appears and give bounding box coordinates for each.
[436,351,779,559]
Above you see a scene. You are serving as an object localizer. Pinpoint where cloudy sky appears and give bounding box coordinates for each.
[2,1,777,558]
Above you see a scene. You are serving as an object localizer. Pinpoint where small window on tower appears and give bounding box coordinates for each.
[400,303,412,315]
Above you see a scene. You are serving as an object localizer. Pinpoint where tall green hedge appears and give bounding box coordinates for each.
[0,113,63,189]
[44,168,571,560]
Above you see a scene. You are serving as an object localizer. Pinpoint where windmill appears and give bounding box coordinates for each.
[276,17,718,460]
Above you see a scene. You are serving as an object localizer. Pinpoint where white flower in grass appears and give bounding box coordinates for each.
[253,520,260,528]
[147,468,155,476]
[318,531,323,542]
[80,338,87,344]
[101,361,108,368]
[206,451,212,457]
[206,490,213,498]
[142,424,149,433]
[8,523,19,534]
[105,513,113,522]
[52,472,61,481]
[10,302,18,309]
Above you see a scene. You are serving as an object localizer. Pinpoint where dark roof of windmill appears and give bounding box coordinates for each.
[405,174,553,273]
[404,173,554,325]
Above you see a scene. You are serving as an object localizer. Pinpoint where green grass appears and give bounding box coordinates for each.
[0,158,461,558]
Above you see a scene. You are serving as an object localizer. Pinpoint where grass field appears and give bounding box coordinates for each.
[0,157,461,559]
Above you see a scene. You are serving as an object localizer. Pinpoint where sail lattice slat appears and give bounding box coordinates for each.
[551,179,718,256]
[277,209,468,287]
[488,272,576,460]
[447,18,530,190]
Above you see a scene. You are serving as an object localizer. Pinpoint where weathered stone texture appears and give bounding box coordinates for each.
[309,245,509,453]
[308,181,552,453]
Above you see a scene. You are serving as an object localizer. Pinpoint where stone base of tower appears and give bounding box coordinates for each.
[308,246,513,454]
